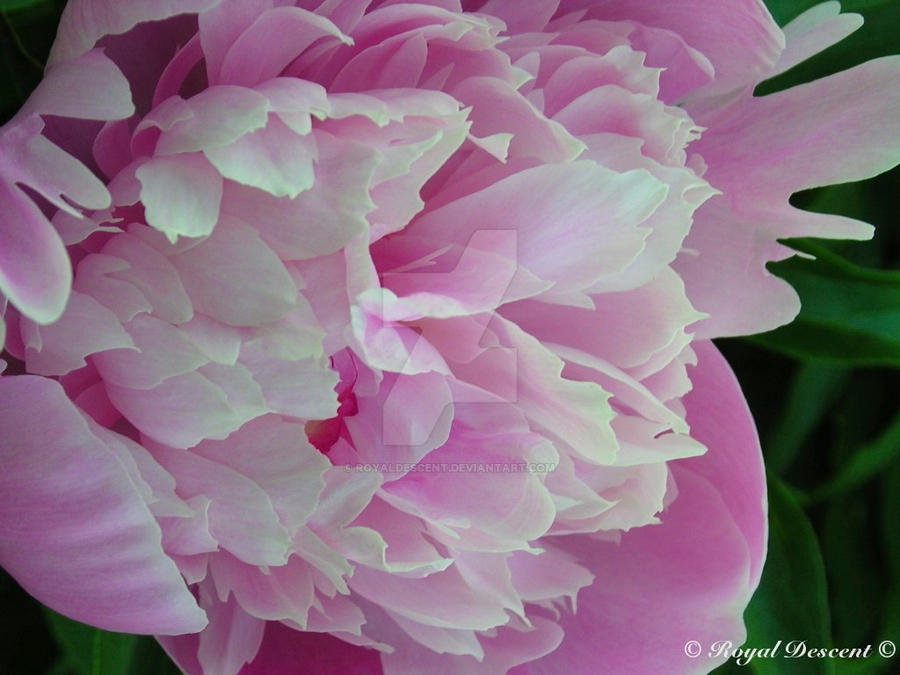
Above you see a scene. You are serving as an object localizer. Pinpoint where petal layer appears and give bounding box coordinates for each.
[0,376,207,634]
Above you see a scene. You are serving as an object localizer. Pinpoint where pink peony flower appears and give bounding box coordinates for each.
[1,1,898,673]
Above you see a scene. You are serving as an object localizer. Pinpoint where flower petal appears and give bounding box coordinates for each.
[524,341,765,674]
[0,376,207,634]
[679,56,900,337]
[219,6,350,87]
[239,622,382,675]
[136,152,224,241]
[204,117,316,198]
[23,291,136,376]
[169,217,298,326]
[49,0,222,65]
[14,50,134,123]
[574,0,785,102]
[0,181,71,324]
[770,1,863,78]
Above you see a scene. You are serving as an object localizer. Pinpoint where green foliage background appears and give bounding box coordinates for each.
[0,0,898,672]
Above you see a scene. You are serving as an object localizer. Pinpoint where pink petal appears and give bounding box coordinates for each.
[570,0,785,102]
[72,252,149,326]
[408,161,663,297]
[451,76,584,163]
[308,467,382,534]
[105,370,258,449]
[673,201,805,338]
[101,230,194,324]
[219,6,350,87]
[92,313,208,389]
[681,341,767,583]
[197,586,266,675]
[507,546,593,606]
[381,411,557,547]
[239,622,382,675]
[331,31,429,91]
[697,55,900,197]
[350,563,510,631]
[152,34,204,107]
[191,417,331,532]
[501,268,704,371]
[14,50,134,123]
[88,421,195,519]
[385,612,483,659]
[0,180,71,324]
[2,116,110,214]
[476,0,558,33]
[208,552,316,626]
[452,317,618,465]
[524,341,765,674]
[254,77,330,135]
[348,495,451,575]
[136,152,224,241]
[357,597,564,675]
[239,352,340,420]
[568,461,670,532]
[198,0,277,86]
[575,132,715,292]
[160,495,218,556]
[627,24,714,104]
[771,1,863,77]
[220,131,374,260]
[345,371,453,470]
[150,443,294,566]
[0,376,206,634]
[204,116,317,198]
[356,109,470,241]
[149,86,270,156]
[23,291,136,376]
[305,591,368,635]
[351,296,451,376]
[678,58,900,338]
[170,217,297,326]
[553,84,701,168]
[49,0,221,65]
[540,47,661,117]
[385,617,564,674]
[178,314,242,364]
[377,230,539,319]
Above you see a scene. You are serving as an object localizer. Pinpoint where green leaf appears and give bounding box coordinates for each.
[882,461,900,578]
[762,0,823,26]
[90,629,138,675]
[765,362,850,475]
[740,476,833,675]
[807,409,900,503]
[748,241,900,367]
[43,610,171,675]
[821,498,880,646]
[0,0,50,10]
[130,638,183,675]
[44,610,96,675]
[835,463,900,674]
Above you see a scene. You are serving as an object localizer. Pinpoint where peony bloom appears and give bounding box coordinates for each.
[1,0,898,673]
